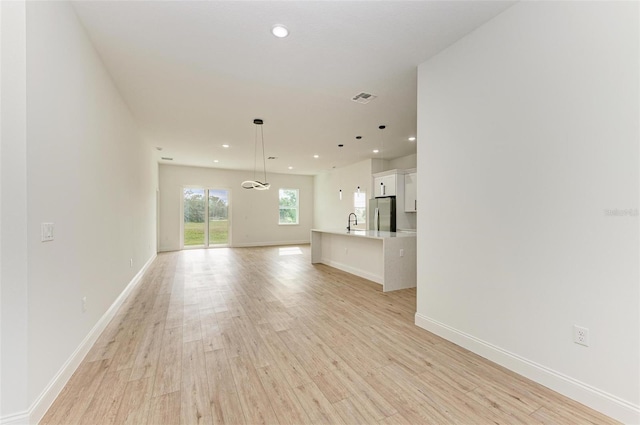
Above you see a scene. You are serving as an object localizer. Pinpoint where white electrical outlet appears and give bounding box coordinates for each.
[129,258,133,267]
[573,325,589,346]
[82,296,87,313]
[399,249,404,257]
[41,223,54,242]
[344,247,348,254]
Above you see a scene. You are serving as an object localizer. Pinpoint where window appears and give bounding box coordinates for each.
[279,188,299,224]
[354,191,367,226]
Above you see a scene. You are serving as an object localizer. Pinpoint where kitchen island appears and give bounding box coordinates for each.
[310,229,416,292]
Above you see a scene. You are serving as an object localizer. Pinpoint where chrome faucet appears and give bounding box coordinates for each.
[347,213,358,232]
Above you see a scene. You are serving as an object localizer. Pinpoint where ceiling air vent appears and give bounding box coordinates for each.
[267,156,277,160]
[351,92,377,104]
[161,157,173,161]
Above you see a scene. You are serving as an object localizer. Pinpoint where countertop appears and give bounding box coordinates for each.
[311,229,417,239]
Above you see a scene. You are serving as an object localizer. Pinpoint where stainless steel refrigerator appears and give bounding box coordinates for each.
[368,197,396,232]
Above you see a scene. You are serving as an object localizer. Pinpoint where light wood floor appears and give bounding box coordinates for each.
[41,245,618,425]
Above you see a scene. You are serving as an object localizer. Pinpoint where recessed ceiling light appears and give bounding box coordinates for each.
[222,144,230,148]
[313,154,319,158]
[408,137,416,142]
[288,166,293,170]
[214,160,219,163]
[372,149,379,154]
[271,25,289,38]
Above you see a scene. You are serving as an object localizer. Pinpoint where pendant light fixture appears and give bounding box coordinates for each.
[241,118,270,190]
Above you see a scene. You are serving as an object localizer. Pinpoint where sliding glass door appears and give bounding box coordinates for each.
[208,189,229,245]
[183,188,206,246]
[183,188,229,248]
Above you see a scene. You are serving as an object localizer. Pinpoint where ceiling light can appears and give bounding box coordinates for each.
[271,25,289,38]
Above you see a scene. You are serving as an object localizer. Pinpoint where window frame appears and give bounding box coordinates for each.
[353,190,367,228]
[278,188,300,225]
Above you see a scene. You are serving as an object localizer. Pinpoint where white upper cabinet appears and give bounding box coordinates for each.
[404,172,417,212]
[371,168,416,231]
[374,174,397,197]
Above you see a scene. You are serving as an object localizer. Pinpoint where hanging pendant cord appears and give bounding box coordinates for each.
[260,125,267,183]
[379,124,386,162]
[253,124,258,181]
[242,118,269,190]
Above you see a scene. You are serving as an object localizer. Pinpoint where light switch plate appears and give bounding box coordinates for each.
[41,223,54,242]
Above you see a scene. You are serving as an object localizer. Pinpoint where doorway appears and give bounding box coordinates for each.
[183,187,230,248]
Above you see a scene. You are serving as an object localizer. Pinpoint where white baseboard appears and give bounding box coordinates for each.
[158,241,311,251]
[16,253,158,425]
[0,411,29,425]
[319,258,383,285]
[414,313,640,425]
[232,240,310,248]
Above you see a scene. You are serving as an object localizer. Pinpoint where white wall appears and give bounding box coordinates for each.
[389,153,417,170]
[159,164,313,250]
[416,2,639,423]
[0,1,29,420]
[1,2,157,422]
[371,158,389,174]
[314,159,374,231]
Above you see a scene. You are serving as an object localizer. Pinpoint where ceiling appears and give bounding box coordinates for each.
[72,1,514,176]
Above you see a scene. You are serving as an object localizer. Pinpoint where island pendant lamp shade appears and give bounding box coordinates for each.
[241,118,270,190]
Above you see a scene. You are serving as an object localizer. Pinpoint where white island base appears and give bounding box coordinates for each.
[310,229,416,292]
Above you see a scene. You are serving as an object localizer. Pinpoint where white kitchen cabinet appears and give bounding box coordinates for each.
[374,174,397,197]
[372,169,415,231]
[404,172,417,212]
